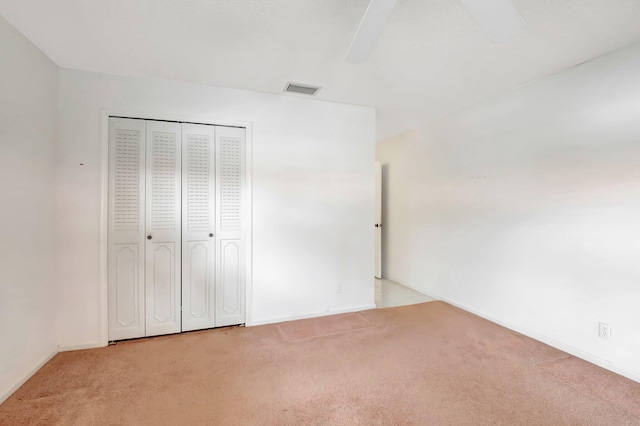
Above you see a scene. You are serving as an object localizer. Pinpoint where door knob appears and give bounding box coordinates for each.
[147,235,152,240]
[209,233,214,237]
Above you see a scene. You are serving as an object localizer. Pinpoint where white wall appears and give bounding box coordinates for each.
[377,42,640,380]
[0,16,58,401]
[57,70,375,347]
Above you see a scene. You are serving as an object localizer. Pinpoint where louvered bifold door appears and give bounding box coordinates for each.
[215,126,246,327]
[181,124,216,332]
[145,121,182,337]
[108,118,146,340]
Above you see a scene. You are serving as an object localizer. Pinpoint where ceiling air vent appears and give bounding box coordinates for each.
[284,82,321,96]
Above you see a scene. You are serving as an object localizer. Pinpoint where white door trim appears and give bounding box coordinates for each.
[374,161,382,279]
[99,110,254,346]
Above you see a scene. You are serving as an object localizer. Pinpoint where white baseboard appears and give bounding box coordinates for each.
[58,342,106,352]
[405,285,640,384]
[0,347,58,405]
[249,304,377,327]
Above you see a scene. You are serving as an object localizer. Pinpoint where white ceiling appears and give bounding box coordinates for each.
[2,0,640,141]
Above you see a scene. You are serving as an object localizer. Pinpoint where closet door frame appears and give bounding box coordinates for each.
[100,111,253,346]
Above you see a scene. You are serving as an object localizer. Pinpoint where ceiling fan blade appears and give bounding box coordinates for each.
[346,0,398,64]
[459,0,524,43]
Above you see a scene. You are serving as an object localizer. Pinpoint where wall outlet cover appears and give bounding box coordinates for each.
[599,322,611,340]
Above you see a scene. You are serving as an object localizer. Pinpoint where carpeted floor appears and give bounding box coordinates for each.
[1,301,639,425]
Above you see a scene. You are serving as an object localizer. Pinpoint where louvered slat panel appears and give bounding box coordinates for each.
[113,129,140,231]
[151,132,177,229]
[187,134,212,231]
[219,137,241,230]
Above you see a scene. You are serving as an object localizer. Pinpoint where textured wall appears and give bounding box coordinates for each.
[377,41,640,381]
[57,69,376,347]
[0,15,58,402]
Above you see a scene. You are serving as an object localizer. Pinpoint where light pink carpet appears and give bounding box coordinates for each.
[1,301,639,425]
[277,312,372,340]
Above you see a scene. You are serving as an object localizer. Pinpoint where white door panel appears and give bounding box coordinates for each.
[219,239,241,317]
[108,118,146,341]
[181,124,216,332]
[375,161,382,278]
[215,126,246,327]
[145,121,181,337]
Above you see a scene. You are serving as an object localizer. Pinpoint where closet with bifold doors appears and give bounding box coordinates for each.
[108,117,246,341]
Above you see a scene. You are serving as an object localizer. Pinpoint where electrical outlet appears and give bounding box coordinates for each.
[599,322,611,340]
[336,282,342,294]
